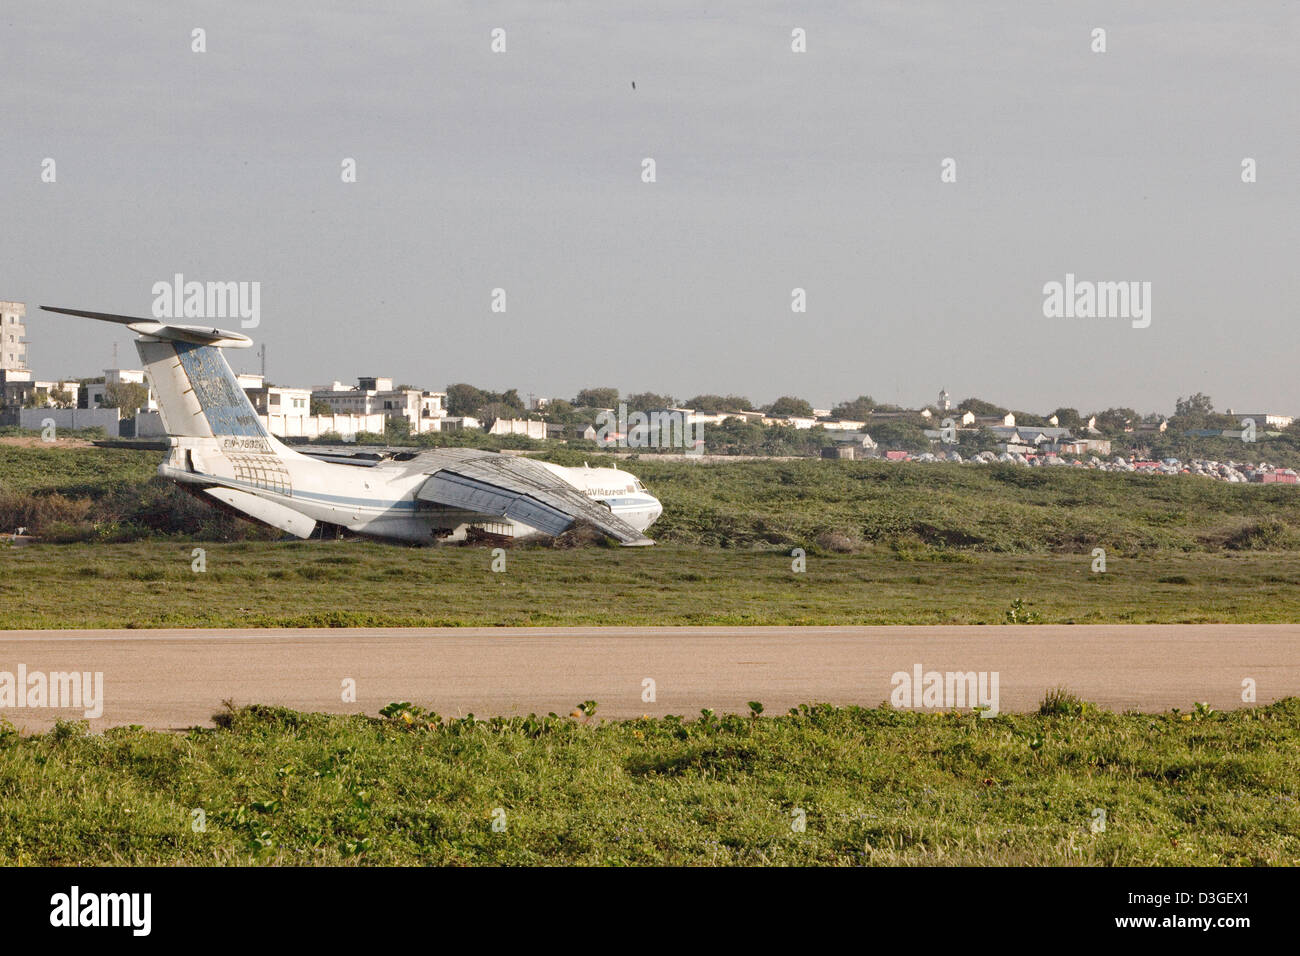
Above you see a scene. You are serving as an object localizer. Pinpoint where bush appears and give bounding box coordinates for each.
[814,531,859,553]
[0,491,93,534]
[1038,687,1090,716]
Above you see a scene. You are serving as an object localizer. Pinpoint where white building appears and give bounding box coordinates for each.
[82,369,158,412]
[1,301,27,372]
[312,376,447,434]
[1227,411,1294,430]
[762,415,818,429]
[1,377,81,410]
[238,373,314,433]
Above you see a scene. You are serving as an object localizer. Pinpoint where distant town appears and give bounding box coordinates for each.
[1,299,1297,484]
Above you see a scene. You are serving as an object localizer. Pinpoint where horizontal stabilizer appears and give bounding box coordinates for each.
[41,306,253,348]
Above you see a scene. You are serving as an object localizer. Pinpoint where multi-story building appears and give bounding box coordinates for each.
[0,301,27,374]
[81,369,158,412]
[311,376,448,433]
[238,373,313,432]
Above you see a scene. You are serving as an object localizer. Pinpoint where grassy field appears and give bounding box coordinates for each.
[3,441,1300,626]
[3,441,1300,552]
[0,697,1295,865]
[4,541,1300,627]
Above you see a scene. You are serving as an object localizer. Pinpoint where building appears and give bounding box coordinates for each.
[238,373,313,433]
[822,445,859,459]
[0,301,27,373]
[1222,408,1294,429]
[762,415,818,429]
[826,431,877,455]
[81,369,158,412]
[312,377,448,434]
[1133,420,1168,436]
[1,377,81,410]
[985,424,1079,455]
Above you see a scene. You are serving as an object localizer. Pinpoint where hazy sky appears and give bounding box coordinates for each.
[3,1,1297,415]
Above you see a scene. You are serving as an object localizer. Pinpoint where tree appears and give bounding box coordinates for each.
[705,417,768,454]
[831,396,876,420]
[574,387,619,409]
[446,383,489,417]
[444,384,524,420]
[685,394,753,413]
[1050,407,1082,429]
[310,399,333,415]
[765,396,814,418]
[383,416,411,441]
[1175,392,1215,417]
[957,426,1001,454]
[45,387,73,408]
[101,382,150,413]
[1090,407,1139,436]
[1170,393,1234,433]
[624,392,676,411]
[869,420,930,452]
[478,401,518,430]
[1010,410,1047,427]
[538,398,576,422]
[958,397,1007,417]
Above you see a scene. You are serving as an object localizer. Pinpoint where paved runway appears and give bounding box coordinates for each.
[0,624,1296,731]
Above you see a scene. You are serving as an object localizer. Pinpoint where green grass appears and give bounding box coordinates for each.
[4,443,1300,552]
[1,698,1295,865]
[4,443,1300,627]
[4,541,1300,627]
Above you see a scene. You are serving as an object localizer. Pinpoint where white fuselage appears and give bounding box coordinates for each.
[162,437,662,543]
[536,462,665,533]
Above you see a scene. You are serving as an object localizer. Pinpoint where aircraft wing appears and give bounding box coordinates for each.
[414,452,653,546]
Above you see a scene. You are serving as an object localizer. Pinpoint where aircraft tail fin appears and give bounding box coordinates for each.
[42,306,297,457]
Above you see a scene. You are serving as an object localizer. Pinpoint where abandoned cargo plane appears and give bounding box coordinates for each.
[41,306,662,545]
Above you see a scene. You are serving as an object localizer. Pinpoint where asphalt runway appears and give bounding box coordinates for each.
[0,624,1296,731]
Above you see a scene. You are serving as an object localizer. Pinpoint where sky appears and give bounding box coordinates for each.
[2,1,1297,416]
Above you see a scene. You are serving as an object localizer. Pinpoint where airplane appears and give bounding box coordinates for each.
[41,306,664,546]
